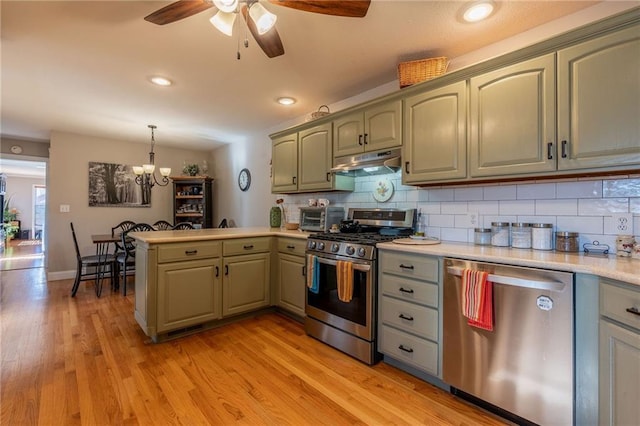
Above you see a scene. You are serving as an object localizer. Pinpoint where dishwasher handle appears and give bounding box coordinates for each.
[446,266,566,292]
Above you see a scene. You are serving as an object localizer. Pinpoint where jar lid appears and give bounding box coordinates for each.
[474,228,491,232]
[555,231,579,237]
[491,222,510,226]
[532,223,553,228]
[511,222,532,227]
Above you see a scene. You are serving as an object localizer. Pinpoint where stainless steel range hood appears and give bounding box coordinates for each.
[331,147,401,177]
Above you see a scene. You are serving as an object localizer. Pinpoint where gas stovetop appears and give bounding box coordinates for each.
[311,231,409,244]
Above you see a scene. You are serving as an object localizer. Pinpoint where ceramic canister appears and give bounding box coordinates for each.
[616,235,635,257]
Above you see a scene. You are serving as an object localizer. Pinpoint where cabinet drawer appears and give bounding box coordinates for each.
[223,237,271,256]
[277,238,306,257]
[157,241,221,263]
[381,296,438,341]
[381,274,438,308]
[380,325,438,376]
[380,251,439,282]
[601,279,640,331]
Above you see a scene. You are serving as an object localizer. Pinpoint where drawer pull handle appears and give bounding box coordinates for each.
[286,245,296,249]
[398,313,414,321]
[626,307,640,316]
[547,142,553,160]
[215,266,219,277]
[243,245,254,250]
[225,265,229,276]
[399,264,414,270]
[398,344,414,353]
[185,250,198,255]
[358,134,363,146]
[399,287,414,294]
[561,140,568,158]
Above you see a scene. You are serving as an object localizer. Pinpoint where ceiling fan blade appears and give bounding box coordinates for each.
[241,5,285,58]
[144,0,214,25]
[268,0,370,18]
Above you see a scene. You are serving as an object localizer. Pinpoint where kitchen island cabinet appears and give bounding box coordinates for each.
[274,237,306,318]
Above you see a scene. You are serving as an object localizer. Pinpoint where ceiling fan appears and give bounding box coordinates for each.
[144,0,371,58]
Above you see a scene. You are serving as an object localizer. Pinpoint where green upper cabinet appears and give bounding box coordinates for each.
[470,54,557,177]
[298,123,333,192]
[333,99,402,157]
[558,25,640,171]
[403,80,467,183]
[271,122,354,194]
[271,133,298,193]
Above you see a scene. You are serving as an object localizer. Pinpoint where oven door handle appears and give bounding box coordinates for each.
[315,257,371,272]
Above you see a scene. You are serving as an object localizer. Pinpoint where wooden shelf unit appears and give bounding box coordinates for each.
[171,176,214,228]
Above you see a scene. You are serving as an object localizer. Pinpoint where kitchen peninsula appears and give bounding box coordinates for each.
[131,227,638,342]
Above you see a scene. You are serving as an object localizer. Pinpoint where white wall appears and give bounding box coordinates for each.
[3,175,45,238]
[47,130,213,279]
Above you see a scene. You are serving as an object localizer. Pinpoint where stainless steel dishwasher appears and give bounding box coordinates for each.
[443,258,574,426]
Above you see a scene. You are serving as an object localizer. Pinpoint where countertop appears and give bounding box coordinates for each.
[378,241,639,286]
[130,227,638,286]
[130,227,310,244]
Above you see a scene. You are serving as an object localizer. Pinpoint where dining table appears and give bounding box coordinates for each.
[91,233,121,297]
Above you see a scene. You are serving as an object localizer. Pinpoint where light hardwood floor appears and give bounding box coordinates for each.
[1,265,507,425]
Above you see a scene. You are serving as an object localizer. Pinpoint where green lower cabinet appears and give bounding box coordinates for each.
[277,253,306,317]
[222,252,271,317]
[156,258,222,333]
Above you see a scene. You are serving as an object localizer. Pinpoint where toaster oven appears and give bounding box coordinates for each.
[299,207,345,232]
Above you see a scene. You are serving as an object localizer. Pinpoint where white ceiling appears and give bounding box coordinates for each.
[1,0,632,152]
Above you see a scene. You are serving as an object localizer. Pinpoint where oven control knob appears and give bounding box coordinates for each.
[357,247,367,257]
[345,245,355,255]
[317,242,325,251]
[308,241,316,250]
[331,243,340,253]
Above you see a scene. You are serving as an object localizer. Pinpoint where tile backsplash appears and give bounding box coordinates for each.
[279,173,640,253]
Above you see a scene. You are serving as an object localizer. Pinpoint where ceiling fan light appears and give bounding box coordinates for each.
[210,10,236,36]
[463,1,494,22]
[213,0,238,13]
[249,3,277,35]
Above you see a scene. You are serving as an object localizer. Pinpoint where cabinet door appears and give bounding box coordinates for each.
[333,111,364,157]
[277,253,305,317]
[364,99,402,152]
[157,258,221,333]
[599,320,640,426]
[558,26,640,171]
[298,123,333,191]
[272,133,298,192]
[223,253,270,317]
[403,81,467,183]
[470,54,556,177]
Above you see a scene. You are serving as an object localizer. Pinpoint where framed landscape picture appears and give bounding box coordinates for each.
[88,161,150,207]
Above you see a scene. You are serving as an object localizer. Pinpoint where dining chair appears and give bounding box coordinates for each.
[153,220,173,230]
[111,220,136,255]
[172,222,194,230]
[116,222,155,296]
[70,222,117,298]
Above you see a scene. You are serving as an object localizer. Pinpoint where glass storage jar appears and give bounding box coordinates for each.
[511,223,532,249]
[531,223,553,250]
[555,231,579,252]
[474,228,492,245]
[491,222,510,247]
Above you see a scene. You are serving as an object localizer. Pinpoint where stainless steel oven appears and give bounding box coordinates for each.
[305,208,415,365]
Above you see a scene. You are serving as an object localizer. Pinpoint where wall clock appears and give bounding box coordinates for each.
[238,168,251,192]
[10,145,23,154]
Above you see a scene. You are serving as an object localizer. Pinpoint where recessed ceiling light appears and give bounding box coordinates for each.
[463,1,494,22]
[277,97,296,105]
[149,76,173,86]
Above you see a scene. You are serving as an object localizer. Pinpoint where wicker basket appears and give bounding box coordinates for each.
[310,105,330,120]
[398,57,449,88]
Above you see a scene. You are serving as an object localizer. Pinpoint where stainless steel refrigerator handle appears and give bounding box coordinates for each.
[446,266,565,291]
[316,257,371,272]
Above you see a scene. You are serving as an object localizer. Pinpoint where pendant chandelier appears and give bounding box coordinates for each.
[132,125,171,189]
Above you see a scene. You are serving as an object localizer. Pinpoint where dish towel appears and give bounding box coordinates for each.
[336,260,354,303]
[462,269,494,331]
[306,254,319,294]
